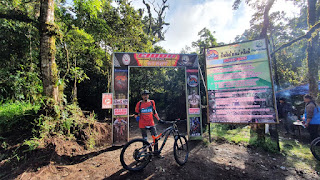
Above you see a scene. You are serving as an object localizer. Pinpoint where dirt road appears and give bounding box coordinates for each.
[3,120,320,180]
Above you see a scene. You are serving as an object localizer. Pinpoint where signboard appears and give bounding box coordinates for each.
[102,93,112,109]
[205,39,277,124]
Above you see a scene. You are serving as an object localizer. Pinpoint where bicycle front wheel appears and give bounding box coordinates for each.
[311,137,320,161]
[120,138,152,171]
[173,135,189,166]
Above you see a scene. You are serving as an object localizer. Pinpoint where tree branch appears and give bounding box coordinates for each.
[0,10,37,25]
[271,21,320,56]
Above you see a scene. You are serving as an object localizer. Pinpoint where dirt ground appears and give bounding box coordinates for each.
[1,119,320,180]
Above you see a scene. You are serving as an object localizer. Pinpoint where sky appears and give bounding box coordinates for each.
[130,0,300,53]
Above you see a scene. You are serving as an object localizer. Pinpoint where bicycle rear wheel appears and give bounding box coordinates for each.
[311,137,320,161]
[173,135,189,166]
[120,138,152,171]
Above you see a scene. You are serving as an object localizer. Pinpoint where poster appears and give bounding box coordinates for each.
[102,93,112,109]
[206,39,277,124]
[190,117,201,137]
[187,69,200,113]
[114,69,128,92]
[112,116,128,145]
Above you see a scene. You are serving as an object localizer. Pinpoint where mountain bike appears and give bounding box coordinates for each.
[310,137,320,161]
[120,119,189,171]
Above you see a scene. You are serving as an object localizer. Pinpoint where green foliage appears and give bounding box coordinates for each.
[73,0,104,18]
[0,101,40,134]
[35,102,93,139]
[23,137,41,151]
[2,65,42,102]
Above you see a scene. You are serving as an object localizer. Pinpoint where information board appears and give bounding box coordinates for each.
[205,39,278,124]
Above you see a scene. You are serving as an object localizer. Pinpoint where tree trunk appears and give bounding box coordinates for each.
[73,57,77,102]
[39,0,59,103]
[307,0,319,99]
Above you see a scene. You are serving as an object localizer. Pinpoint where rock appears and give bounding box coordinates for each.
[272,158,276,161]
[280,166,286,170]
[225,167,230,170]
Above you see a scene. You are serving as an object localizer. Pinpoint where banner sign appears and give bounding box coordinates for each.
[206,39,277,124]
[114,53,198,67]
[102,93,112,109]
[114,108,128,115]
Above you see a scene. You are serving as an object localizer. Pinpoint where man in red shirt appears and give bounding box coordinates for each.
[135,90,162,157]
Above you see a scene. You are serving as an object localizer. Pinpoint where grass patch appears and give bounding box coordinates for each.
[280,138,320,172]
[211,124,278,153]
[211,124,251,144]
[210,123,320,172]
[0,101,40,134]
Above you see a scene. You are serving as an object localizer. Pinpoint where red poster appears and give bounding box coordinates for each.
[114,108,128,115]
[102,93,113,109]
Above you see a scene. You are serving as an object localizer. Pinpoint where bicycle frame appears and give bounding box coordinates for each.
[149,122,181,154]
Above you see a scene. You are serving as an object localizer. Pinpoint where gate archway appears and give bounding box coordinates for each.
[112,53,202,145]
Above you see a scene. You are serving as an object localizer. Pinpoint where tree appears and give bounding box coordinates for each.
[141,0,170,44]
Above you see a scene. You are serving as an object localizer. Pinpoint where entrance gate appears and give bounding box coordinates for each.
[112,53,202,145]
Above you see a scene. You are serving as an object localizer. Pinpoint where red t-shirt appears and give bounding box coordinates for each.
[135,100,159,128]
